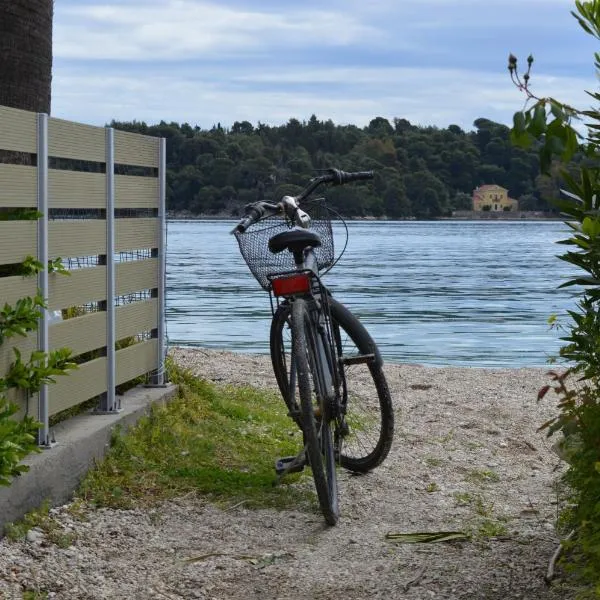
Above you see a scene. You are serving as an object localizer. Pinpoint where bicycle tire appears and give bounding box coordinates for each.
[291,298,339,525]
[271,296,394,473]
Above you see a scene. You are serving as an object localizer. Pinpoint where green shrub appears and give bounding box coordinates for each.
[0,217,75,486]
[510,2,600,592]
[0,397,40,486]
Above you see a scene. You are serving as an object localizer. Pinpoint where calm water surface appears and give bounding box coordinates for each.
[166,220,577,367]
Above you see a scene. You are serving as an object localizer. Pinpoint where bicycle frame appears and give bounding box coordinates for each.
[267,213,341,422]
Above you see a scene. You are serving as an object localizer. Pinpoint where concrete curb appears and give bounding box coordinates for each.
[0,383,178,533]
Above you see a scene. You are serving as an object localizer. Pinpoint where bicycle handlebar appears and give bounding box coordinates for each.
[295,168,374,202]
[232,168,374,233]
[232,201,280,233]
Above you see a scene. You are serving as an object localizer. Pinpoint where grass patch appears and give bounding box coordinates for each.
[23,591,48,600]
[5,501,76,548]
[453,491,474,506]
[451,491,510,539]
[472,518,508,539]
[465,468,500,484]
[78,362,314,512]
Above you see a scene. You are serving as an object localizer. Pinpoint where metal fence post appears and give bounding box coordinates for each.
[96,127,117,412]
[37,112,50,446]
[151,137,167,386]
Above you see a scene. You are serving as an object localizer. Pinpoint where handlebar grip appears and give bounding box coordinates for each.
[337,170,374,184]
[233,205,264,234]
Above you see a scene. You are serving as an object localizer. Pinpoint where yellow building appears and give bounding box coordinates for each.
[472,185,518,211]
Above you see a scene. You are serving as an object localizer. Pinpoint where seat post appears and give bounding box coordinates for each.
[292,249,304,266]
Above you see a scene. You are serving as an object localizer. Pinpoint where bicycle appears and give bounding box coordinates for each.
[232,168,394,525]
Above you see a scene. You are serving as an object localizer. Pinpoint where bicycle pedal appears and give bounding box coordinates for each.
[275,456,305,476]
[339,353,375,366]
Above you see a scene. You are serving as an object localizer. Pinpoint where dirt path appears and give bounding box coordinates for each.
[0,349,572,599]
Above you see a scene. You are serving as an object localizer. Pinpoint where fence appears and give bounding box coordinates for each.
[0,105,166,446]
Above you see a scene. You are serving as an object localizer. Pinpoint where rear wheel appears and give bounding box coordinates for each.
[291,298,339,525]
[271,297,394,473]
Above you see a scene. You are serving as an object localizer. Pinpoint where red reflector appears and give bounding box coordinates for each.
[271,273,311,297]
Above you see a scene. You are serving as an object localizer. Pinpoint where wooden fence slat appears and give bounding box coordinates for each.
[116,259,158,295]
[116,218,159,252]
[48,118,105,163]
[0,105,37,153]
[49,358,107,415]
[116,339,157,385]
[49,220,106,258]
[50,311,106,357]
[49,170,106,209]
[0,221,37,263]
[116,175,158,209]
[116,299,158,340]
[0,164,37,207]
[0,276,38,307]
[114,130,159,168]
[48,266,106,310]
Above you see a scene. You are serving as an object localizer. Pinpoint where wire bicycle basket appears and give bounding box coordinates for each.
[234,199,335,291]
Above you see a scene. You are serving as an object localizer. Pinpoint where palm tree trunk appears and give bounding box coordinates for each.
[0,0,53,113]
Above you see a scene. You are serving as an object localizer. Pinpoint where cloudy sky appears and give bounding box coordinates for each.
[52,0,599,132]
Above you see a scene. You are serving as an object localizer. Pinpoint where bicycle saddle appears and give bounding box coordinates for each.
[268,228,322,255]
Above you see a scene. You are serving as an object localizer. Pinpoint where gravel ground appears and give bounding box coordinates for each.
[0,348,575,600]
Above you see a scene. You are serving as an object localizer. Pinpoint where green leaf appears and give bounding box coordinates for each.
[513,111,526,133]
[529,104,548,137]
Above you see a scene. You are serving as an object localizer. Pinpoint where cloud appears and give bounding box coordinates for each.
[51,0,599,130]
[52,59,596,132]
[55,0,380,61]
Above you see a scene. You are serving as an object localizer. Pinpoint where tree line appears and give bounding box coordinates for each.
[111,115,565,219]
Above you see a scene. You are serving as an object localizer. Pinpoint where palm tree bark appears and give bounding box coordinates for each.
[0,0,53,113]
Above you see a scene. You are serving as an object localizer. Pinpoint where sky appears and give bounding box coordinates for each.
[51,0,600,132]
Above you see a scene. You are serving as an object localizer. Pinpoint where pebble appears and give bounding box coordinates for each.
[25,528,44,544]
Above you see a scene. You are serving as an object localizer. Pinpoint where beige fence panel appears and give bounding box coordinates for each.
[0,221,37,264]
[116,175,158,209]
[0,164,37,207]
[1,105,165,439]
[116,339,157,385]
[0,276,38,307]
[0,105,37,153]
[0,333,37,378]
[49,357,107,415]
[49,170,106,209]
[116,259,158,295]
[49,220,106,258]
[116,218,159,252]
[116,299,158,340]
[50,312,106,357]
[48,266,106,311]
[114,130,159,168]
[48,118,105,162]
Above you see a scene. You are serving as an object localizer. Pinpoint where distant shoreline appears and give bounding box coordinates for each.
[167,211,564,222]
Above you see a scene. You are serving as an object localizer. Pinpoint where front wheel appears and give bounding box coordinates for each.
[291,298,339,525]
[271,297,394,473]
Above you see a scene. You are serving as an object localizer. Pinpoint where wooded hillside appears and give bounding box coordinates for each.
[112,115,564,218]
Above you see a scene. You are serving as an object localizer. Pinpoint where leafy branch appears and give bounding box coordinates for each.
[0,294,45,345]
[1,347,77,394]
